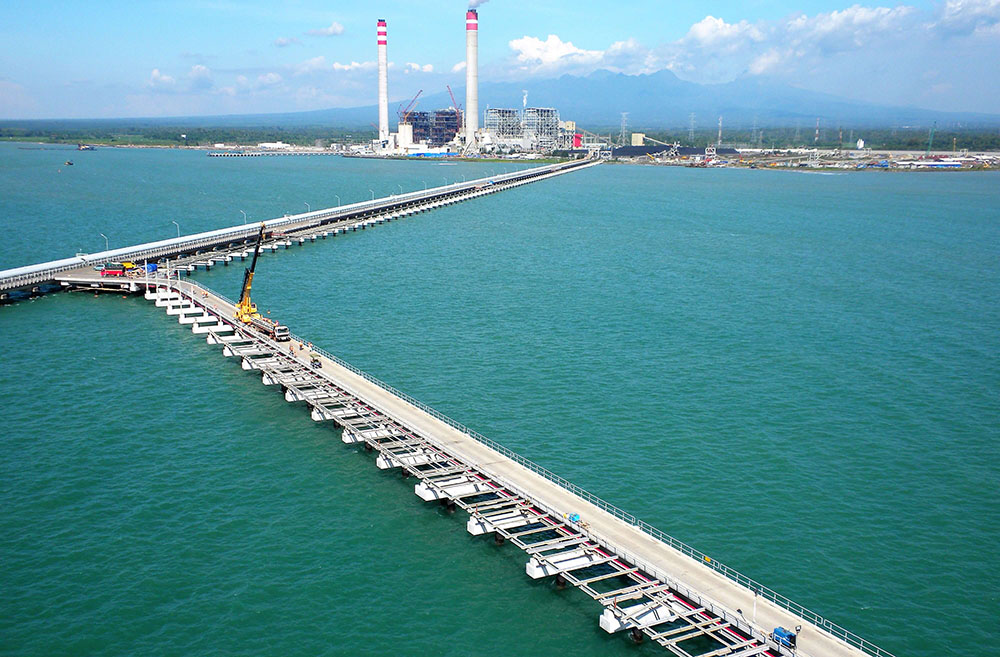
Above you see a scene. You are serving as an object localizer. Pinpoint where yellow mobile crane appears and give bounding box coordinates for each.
[235,224,290,342]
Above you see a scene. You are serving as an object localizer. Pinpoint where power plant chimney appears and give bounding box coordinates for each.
[377,19,389,143]
[465,9,479,147]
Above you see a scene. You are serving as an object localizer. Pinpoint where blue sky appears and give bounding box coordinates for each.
[1,0,998,119]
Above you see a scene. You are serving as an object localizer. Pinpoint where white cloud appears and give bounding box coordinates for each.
[935,0,1000,34]
[307,21,345,37]
[188,64,213,89]
[147,68,175,88]
[295,56,328,76]
[405,62,434,73]
[295,56,376,76]
[491,3,1000,113]
[747,48,782,75]
[508,34,604,75]
[452,61,466,73]
[332,60,375,72]
[273,36,300,47]
[256,72,282,87]
[684,16,765,48]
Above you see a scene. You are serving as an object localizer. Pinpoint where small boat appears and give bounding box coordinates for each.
[64,160,74,166]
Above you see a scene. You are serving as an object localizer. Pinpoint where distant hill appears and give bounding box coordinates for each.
[4,70,998,131]
[270,69,1000,130]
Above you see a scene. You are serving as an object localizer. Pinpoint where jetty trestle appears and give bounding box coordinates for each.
[135,279,888,657]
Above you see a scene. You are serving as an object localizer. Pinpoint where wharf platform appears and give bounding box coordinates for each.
[133,276,892,657]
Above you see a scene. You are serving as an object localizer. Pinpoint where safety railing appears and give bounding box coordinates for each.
[1,160,585,292]
[284,324,894,657]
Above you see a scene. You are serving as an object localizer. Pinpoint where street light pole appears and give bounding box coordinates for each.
[240,210,247,224]
[171,221,180,238]
[99,233,109,251]
[397,184,403,195]
[422,180,427,190]
[369,189,375,200]
[304,202,310,212]
[335,194,341,207]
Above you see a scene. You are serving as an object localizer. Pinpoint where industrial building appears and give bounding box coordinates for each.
[370,9,577,157]
[484,108,521,141]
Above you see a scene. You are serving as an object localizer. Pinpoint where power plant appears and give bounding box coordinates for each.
[370,8,581,157]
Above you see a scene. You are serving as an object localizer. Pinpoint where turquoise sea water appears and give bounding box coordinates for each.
[1,142,998,656]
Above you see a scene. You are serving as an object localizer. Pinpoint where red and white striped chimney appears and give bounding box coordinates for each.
[377,19,389,142]
[465,9,479,147]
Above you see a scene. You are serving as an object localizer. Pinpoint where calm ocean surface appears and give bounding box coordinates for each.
[1,142,998,656]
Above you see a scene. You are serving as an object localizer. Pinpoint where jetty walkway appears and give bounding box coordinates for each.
[126,273,890,657]
[0,158,595,296]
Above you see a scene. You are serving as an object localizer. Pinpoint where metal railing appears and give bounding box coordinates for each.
[1,159,588,293]
[160,255,893,657]
[289,326,894,657]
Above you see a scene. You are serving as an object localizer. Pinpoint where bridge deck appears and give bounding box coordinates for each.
[145,277,874,657]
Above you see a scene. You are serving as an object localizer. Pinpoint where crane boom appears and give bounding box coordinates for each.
[446,84,462,128]
[233,224,291,342]
[398,89,422,123]
[236,224,265,322]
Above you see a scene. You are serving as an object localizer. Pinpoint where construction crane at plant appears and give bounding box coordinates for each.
[926,121,937,156]
[446,84,462,129]
[397,89,422,124]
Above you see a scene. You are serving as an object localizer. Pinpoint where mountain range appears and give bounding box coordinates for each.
[6,70,997,131]
[259,69,1000,131]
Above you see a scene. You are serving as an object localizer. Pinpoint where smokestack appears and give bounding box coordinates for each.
[465,9,479,147]
[377,19,389,142]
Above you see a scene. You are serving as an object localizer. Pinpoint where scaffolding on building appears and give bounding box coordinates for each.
[485,108,522,141]
[404,111,432,144]
[430,109,460,146]
[523,107,560,151]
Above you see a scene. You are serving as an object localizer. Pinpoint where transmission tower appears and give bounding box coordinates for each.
[618,112,629,147]
[688,113,696,143]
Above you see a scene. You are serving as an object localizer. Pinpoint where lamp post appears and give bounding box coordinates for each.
[171,221,180,238]
[240,210,247,224]
[422,180,427,190]
[443,177,448,185]
[335,194,341,207]
[369,189,375,200]
[99,233,109,251]
[304,202,310,212]
[396,184,403,195]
